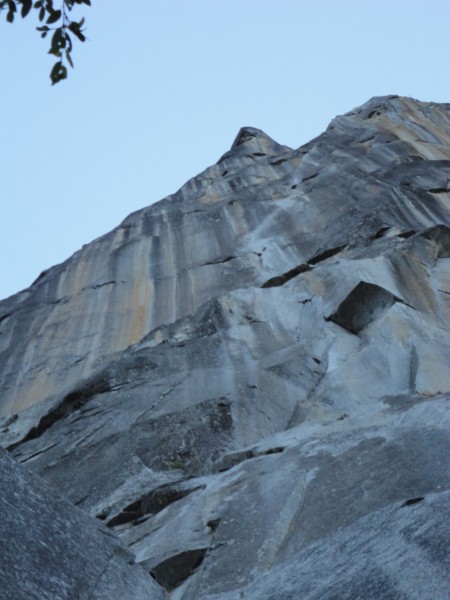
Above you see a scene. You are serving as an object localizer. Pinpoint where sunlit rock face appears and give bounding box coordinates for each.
[1,96,450,599]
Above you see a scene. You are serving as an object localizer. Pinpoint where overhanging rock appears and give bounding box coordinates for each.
[1,96,450,598]
[326,281,403,333]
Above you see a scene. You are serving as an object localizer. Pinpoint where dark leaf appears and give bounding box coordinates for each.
[36,24,49,30]
[68,21,85,42]
[50,27,66,52]
[38,6,45,20]
[21,0,32,17]
[46,9,61,23]
[6,0,16,20]
[34,1,43,7]
[50,60,67,85]
[66,50,73,68]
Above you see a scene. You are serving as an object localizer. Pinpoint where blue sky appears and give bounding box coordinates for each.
[1,0,449,300]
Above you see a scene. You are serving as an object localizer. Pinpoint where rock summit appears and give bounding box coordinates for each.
[1,96,450,599]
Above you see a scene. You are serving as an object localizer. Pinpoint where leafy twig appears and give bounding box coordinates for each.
[0,0,90,84]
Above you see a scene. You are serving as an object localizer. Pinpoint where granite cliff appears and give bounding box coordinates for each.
[1,96,450,599]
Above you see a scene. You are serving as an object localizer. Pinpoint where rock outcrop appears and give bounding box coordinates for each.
[1,96,450,598]
[0,447,166,599]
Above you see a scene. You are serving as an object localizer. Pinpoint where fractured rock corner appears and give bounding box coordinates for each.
[1,95,450,598]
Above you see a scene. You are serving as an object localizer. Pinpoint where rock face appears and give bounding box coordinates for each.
[0,447,166,599]
[1,95,450,598]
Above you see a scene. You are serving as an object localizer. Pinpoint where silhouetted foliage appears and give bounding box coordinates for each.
[0,0,90,84]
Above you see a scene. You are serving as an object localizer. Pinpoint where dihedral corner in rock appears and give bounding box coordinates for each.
[1,96,450,599]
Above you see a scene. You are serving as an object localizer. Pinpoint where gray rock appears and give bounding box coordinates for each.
[2,95,450,598]
[0,447,166,599]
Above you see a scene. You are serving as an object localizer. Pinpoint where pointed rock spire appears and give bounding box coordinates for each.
[218,126,291,163]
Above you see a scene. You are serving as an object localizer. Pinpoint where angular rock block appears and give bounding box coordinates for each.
[2,96,450,598]
[326,281,400,333]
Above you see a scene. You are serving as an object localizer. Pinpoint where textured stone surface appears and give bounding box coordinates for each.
[0,447,166,599]
[1,96,450,598]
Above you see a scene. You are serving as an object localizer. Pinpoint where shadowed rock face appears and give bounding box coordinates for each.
[2,95,450,598]
[0,447,166,600]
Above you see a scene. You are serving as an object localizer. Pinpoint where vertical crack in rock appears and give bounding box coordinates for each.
[2,96,450,600]
[409,343,419,391]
